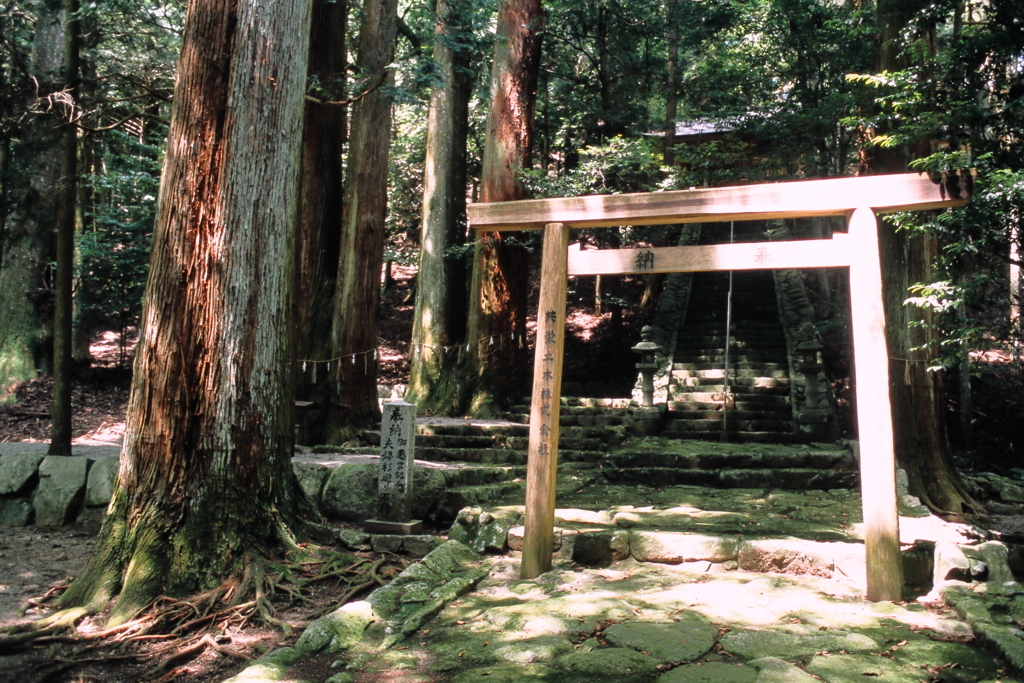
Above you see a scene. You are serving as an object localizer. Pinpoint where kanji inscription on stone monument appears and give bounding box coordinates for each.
[365,400,423,535]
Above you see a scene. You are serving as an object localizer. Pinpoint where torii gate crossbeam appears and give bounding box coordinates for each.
[467,173,971,602]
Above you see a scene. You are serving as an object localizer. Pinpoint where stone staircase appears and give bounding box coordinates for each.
[664,268,796,443]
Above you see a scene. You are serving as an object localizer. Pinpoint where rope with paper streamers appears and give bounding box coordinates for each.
[296,348,378,381]
[295,330,530,381]
[407,330,528,358]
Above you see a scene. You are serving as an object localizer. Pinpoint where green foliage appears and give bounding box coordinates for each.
[77,129,162,335]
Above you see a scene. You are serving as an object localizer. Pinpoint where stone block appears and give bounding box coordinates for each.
[737,538,856,579]
[0,498,33,526]
[321,464,445,522]
[934,542,972,584]
[976,542,1014,583]
[1000,482,1024,503]
[292,461,329,505]
[404,535,444,557]
[603,614,717,663]
[507,525,561,552]
[295,600,375,654]
[447,506,520,554]
[572,531,615,567]
[0,453,45,495]
[32,456,89,527]
[84,456,118,507]
[630,531,738,564]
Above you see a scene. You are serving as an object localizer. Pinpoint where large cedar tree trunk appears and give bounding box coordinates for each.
[405,0,472,411]
[462,0,544,417]
[869,0,974,513]
[59,0,314,625]
[294,0,347,445]
[324,0,398,443]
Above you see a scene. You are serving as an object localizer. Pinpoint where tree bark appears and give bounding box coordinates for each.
[49,0,80,455]
[869,0,974,513]
[663,1,679,168]
[59,0,314,625]
[405,0,472,411]
[0,6,66,393]
[324,0,398,442]
[294,0,347,445]
[463,0,544,417]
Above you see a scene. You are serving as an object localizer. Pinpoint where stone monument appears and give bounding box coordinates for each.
[364,400,423,534]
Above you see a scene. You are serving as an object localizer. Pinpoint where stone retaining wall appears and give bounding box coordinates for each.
[0,450,462,531]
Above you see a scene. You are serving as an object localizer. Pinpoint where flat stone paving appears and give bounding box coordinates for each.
[326,555,1003,683]
[3,442,1018,682]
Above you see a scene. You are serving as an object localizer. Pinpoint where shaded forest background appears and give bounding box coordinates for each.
[0,0,1023,471]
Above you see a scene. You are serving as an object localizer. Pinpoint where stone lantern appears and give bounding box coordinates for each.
[795,338,824,411]
[632,326,661,408]
[795,337,833,440]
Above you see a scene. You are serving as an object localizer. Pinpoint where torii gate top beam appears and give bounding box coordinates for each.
[467,173,969,231]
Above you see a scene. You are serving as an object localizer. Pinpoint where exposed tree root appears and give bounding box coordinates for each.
[1,547,406,680]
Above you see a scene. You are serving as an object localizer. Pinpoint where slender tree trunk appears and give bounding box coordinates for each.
[60,0,314,625]
[460,0,543,417]
[324,0,398,442]
[294,0,347,445]
[49,0,80,455]
[405,0,472,411]
[870,0,974,513]
[663,0,679,167]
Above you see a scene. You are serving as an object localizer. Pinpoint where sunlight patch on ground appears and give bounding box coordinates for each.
[565,309,609,342]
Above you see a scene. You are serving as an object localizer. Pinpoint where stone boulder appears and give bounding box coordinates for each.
[84,456,118,507]
[0,498,33,526]
[321,464,445,522]
[32,456,89,527]
[0,453,45,496]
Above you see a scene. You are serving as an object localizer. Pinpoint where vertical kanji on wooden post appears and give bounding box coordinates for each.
[522,222,569,579]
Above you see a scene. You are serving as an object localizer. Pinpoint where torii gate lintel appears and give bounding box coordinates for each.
[467,173,971,602]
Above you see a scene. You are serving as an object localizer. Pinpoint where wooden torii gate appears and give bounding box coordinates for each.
[467,173,971,602]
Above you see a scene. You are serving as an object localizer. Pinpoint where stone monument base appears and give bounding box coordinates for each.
[364,519,424,535]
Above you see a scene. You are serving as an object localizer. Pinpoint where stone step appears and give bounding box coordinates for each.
[659,409,792,421]
[436,482,525,521]
[668,394,790,407]
[416,423,528,438]
[660,418,793,433]
[559,397,633,408]
[416,446,527,465]
[606,448,854,470]
[674,361,789,372]
[670,380,790,392]
[672,368,790,380]
[601,466,857,490]
[668,399,790,412]
[675,334,787,347]
[509,405,632,418]
[670,384,790,397]
[504,412,629,429]
[674,353,789,364]
[439,465,526,487]
[414,446,607,465]
[414,433,609,453]
[658,430,795,444]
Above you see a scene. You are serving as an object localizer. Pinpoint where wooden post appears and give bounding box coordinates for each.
[522,222,569,579]
[848,207,904,601]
